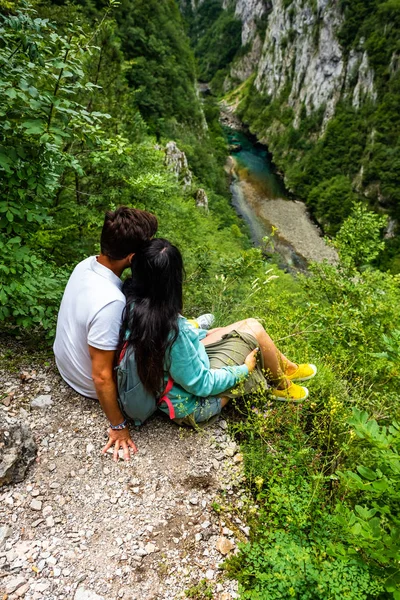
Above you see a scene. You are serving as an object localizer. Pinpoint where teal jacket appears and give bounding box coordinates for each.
[159,316,249,418]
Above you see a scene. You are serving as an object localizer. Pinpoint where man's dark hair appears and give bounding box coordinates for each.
[100,206,158,260]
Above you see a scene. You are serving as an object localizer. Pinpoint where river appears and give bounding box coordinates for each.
[223,127,337,271]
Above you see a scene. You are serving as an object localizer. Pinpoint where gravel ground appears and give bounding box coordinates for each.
[1,356,252,600]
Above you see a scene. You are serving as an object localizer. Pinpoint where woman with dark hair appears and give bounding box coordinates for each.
[118,239,317,427]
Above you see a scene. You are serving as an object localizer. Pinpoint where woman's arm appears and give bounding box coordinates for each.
[168,323,249,398]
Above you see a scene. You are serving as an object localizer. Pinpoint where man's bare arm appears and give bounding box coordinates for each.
[88,345,137,460]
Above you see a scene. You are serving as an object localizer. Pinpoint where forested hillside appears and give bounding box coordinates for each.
[1,1,400,599]
[0,0,246,333]
[183,0,400,272]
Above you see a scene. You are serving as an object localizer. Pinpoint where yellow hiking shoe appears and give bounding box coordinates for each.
[271,382,309,402]
[286,363,317,382]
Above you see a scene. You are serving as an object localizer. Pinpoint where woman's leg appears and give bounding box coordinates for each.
[202,318,296,388]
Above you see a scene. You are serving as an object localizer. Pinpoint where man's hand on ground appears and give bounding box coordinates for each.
[102,427,137,462]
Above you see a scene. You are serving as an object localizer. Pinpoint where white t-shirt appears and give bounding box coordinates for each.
[53,256,126,398]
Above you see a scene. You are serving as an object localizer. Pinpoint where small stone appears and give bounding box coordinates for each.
[144,542,156,554]
[34,582,50,592]
[0,409,36,486]
[48,463,56,472]
[216,536,235,555]
[42,505,52,517]
[15,582,30,597]
[132,555,142,563]
[116,537,123,546]
[32,518,44,527]
[74,587,105,600]
[224,446,236,457]
[212,459,219,471]
[46,516,55,527]
[201,520,211,529]
[220,594,232,600]
[218,420,228,430]
[53,567,61,577]
[5,577,27,594]
[233,453,243,463]
[195,533,202,542]
[31,395,53,409]
[189,497,198,505]
[0,524,11,547]
[30,499,42,511]
[205,569,214,580]
[86,443,95,454]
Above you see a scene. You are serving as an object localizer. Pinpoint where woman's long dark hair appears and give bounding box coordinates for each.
[117,238,183,396]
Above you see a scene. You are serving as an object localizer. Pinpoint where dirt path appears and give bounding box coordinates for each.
[1,359,250,600]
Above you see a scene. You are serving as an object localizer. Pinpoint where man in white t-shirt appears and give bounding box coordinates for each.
[54,206,158,460]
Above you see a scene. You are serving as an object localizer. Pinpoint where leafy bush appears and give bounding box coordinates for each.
[227,530,384,599]
[337,408,400,595]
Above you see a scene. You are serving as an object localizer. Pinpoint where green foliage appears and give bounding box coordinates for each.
[210,205,400,598]
[227,530,383,599]
[2,3,400,598]
[184,579,213,599]
[333,203,387,267]
[115,0,203,134]
[337,408,400,582]
[184,0,242,91]
[308,176,357,236]
[0,7,107,332]
[0,2,247,335]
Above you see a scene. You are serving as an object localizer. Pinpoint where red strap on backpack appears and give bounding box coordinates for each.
[157,376,175,419]
[118,341,128,365]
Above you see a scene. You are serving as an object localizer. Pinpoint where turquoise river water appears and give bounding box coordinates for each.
[224,127,337,271]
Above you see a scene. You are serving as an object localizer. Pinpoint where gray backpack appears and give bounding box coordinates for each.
[116,342,175,426]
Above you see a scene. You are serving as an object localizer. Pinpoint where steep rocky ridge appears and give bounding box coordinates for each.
[224,0,376,127]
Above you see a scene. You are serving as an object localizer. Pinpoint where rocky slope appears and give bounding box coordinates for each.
[0,352,251,600]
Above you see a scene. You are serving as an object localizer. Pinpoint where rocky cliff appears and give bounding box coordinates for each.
[224,0,376,127]
[182,0,400,269]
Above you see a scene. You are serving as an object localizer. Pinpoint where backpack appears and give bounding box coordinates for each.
[116,341,175,426]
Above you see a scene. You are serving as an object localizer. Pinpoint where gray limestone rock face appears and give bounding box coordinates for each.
[225,0,376,130]
[195,188,209,211]
[225,0,271,45]
[164,141,193,191]
[0,408,37,487]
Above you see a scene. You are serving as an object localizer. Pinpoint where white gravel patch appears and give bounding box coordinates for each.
[1,358,251,600]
